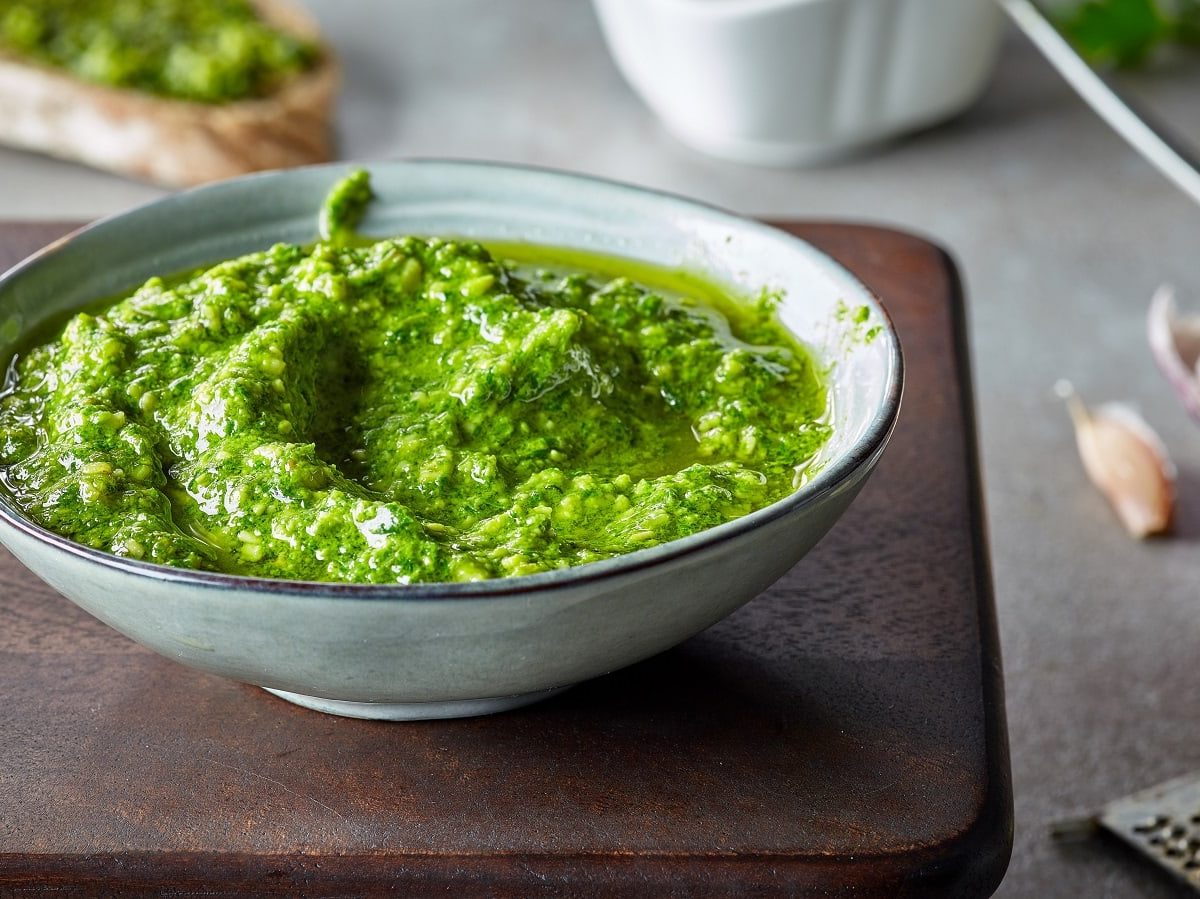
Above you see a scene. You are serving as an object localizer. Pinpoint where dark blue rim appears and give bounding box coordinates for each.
[0,159,904,600]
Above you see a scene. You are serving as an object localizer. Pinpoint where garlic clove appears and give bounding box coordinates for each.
[1148,283,1200,423]
[1058,381,1174,538]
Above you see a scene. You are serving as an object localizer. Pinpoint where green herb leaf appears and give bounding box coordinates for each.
[1173,0,1200,46]
[1056,0,1170,67]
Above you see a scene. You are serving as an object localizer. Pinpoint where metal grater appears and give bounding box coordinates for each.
[1098,772,1200,890]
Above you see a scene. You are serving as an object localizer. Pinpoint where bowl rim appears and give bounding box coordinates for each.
[0,158,903,600]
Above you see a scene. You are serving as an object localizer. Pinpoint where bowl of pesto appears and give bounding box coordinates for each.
[0,162,901,719]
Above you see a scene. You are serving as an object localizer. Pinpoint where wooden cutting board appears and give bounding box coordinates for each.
[0,221,1012,897]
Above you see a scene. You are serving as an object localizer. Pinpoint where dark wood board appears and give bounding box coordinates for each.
[0,221,1012,897]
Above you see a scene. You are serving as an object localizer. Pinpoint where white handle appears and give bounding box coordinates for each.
[1001,0,1200,207]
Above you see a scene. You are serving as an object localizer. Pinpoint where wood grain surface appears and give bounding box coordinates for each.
[0,221,1012,897]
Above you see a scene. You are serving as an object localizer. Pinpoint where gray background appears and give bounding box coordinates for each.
[3,2,1200,896]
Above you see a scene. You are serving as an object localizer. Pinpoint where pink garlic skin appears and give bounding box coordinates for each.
[1062,385,1174,539]
[1148,284,1200,424]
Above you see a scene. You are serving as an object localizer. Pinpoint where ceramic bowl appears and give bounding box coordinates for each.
[592,0,1005,165]
[0,161,902,719]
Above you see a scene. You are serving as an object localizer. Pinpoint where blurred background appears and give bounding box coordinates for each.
[4,1,1200,896]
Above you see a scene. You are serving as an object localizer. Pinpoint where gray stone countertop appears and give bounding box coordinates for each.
[3,2,1200,896]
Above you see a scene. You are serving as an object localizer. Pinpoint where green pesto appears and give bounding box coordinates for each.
[0,0,317,102]
[318,168,373,243]
[835,299,882,346]
[0,172,832,584]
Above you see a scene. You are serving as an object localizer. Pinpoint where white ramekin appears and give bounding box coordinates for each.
[592,0,1006,165]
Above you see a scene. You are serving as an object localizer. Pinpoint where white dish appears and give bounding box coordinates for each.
[593,0,1006,165]
[0,161,902,719]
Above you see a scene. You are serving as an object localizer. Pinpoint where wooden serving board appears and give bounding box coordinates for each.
[0,222,1012,897]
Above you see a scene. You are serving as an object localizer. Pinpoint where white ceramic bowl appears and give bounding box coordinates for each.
[592,0,1006,165]
[0,161,902,719]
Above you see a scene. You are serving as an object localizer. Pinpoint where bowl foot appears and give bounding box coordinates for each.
[262,685,571,720]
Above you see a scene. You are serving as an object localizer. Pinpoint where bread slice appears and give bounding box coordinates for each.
[0,0,339,187]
